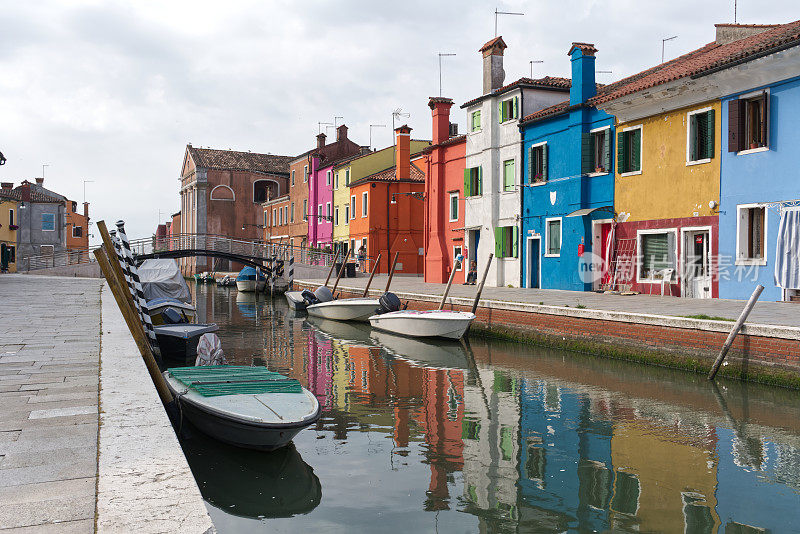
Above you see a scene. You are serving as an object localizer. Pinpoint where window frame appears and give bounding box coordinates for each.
[471,110,481,132]
[350,195,356,219]
[303,165,309,182]
[502,159,515,193]
[465,166,482,197]
[41,213,56,232]
[72,225,82,238]
[686,106,714,166]
[529,142,547,185]
[588,125,611,176]
[334,206,339,226]
[735,203,768,266]
[636,228,678,283]
[344,204,349,223]
[326,170,332,186]
[290,202,295,223]
[326,202,331,220]
[448,192,459,222]
[499,96,519,123]
[361,192,368,218]
[334,171,339,190]
[317,204,322,221]
[9,208,14,226]
[302,199,307,219]
[544,217,562,257]
[345,169,350,186]
[291,169,295,186]
[453,246,463,271]
[619,124,643,177]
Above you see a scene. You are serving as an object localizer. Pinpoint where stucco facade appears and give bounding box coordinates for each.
[0,193,17,272]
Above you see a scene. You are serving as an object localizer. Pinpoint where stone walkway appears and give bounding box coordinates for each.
[303,275,800,328]
[0,275,102,532]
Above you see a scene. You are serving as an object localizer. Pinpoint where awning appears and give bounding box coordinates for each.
[565,206,613,218]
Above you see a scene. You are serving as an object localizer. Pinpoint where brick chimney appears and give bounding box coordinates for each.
[35,177,44,185]
[317,133,326,149]
[395,125,412,181]
[20,182,31,202]
[715,23,777,45]
[83,202,90,218]
[568,42,597,106]
[428,97,454,145]
[0,182,12,189]
[336,124,348,142]
[480,36,507,94]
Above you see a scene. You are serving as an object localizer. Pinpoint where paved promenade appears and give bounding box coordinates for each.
[305,275,800,328]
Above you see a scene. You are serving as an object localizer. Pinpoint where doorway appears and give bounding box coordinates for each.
[527,237,540,288]
[592,219,613,291]
[682,228,711,299]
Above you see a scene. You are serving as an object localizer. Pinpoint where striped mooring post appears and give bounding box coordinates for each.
[288,255,294,290]
[109,229,141,318]
[115,221,161,358]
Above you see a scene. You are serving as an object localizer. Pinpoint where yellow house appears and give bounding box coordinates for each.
[331,141,429,258]
[0,191,18,273]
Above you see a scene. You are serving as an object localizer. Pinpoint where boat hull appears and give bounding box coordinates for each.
[285,291,307,311]
[306,298,379,322]
[154,324,218,362]
[236,280,257,292]
[369,310,475,340]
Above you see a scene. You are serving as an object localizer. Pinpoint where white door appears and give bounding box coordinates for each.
[684,230,711,299]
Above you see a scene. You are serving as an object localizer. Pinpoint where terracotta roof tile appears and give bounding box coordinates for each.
[568,42,598,56]
[461,76,575,108]
[188,146,293,175]
[0,188,20,201]
[479,36,507,53]
[520,100,572,123]
[349,163,425,187]
[592,19,800,105]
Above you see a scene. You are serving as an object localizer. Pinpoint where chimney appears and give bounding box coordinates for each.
[316,133,326,149]
[479,36,507,94]
[0,182,12,189]
[568,42,598,106]
[83,202,90,219]
[715,23,778,45]
[395,125,412,181]
[35,177,44,185]
[336,124,348,142]
[428,97,454,145]
[20,182,31,202]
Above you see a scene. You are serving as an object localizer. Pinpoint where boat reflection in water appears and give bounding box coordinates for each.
[180,425,321,519]
[305,315,375,346]
[371,329,469,370]
[235,291,259,320]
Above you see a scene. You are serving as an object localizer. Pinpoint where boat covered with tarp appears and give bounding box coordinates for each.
[139,259,191,303]
[236,267,266,292]
[164,366,321,451]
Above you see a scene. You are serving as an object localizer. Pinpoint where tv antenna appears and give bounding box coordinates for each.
[438,53,456,96]
[529,60,543,78]
[662,35,677,63]
[334,116,344,128]
[369,124,386,150]
[494,8,524,36]
[318,122,333,134]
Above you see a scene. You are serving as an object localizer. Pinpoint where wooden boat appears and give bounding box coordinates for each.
[371,330,468,370]
[236,267,266,292]
[147,298,196,325]
[163,366,321,451]
[369,309,475,340]
[154,323,219,362]
[306,297,380,322]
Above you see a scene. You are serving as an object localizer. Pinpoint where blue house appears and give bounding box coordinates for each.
[519,43,615,291]
[719,68,800,302]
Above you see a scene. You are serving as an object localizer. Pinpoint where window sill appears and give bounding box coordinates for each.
[500,190,517,195]
[587,171,609,177]
[449,218,458,223]
[470,129,482,134]
[499,119,518,125]
[544,253,560,258]
[735,258,767,266]
[529,181,548,187]
[686,158,711,166]
[620,170,642,178]
[737,146,769,155]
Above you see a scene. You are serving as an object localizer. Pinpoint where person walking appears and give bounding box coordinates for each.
[357,244,367,273]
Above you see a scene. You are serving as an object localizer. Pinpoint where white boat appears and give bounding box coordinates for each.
[236,267,266,292]
[369,309,476,340]
[371,330,469,370]
[164,366,321,451]
[306,297,380,322]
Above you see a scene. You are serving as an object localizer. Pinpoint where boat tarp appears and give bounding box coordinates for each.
[168,366,302,396]
[236,266,263,282]
[139,259,191,303]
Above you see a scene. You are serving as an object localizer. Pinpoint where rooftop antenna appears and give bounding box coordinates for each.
[529,60,544,78]
[369,124,386,150]
[83,180,94,204]
[734,0,737,23]
[391,108,410,164]
[494,8,524,37]
[318,121,333,134]
[438,53,456,96]
[334,116,344,128]
[42,163,49,180]
[662,35,677,63]
[597,70,613,74]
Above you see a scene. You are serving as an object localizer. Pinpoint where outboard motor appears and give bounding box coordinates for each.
[314,286,334,303]
[161,307,187,324]
[376,292,402,314]
[301,289,319,305]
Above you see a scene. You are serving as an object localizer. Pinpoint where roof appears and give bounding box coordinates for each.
[0,188,20,201]
[592,19,800,105]
[422,134,467,153]
[348,162,425,187]
[479,36,507,53]
[568,42,597,56]
[461,76,573,108]
[1,182,66,203]
[331,141,431,170]
[187,146,292,175]
[520,100,573,123]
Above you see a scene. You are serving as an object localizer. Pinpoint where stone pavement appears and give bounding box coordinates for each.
[0,275,102,532]
[304,275,800,328]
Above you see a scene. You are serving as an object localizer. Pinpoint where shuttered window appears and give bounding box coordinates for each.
[464,166,482,197]
[546,219,561,256]
[503,160,515,192]
[617,128,642,174]
[583,128,611,174]
[640,232,676,279]
[499,96,519,122]
[688,109,715,162]
[728,93,769,152]
[471,110,481,132]
[529,144,547,183]
[494,226,518,258]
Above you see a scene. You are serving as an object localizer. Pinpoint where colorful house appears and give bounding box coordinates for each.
[287,148,313,249]
[518,43,615,291]
[348,126,426,274]
[715,21,800,302]
[261,194,291,244]
[422,97,467,284]
[9,178,68,268]
[461,37,571,287]
[0,182,18,272]
[65,200,90,260]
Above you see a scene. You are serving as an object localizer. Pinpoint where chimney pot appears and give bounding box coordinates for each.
[317,133,326,149]
[83,201,90,218]
[480,36,507,94]
[35,177,44,185]
[0,182,12,189]
[428,97,454,145]
[336,124,348,141]
[395,125,412,181]
[569,42,597,105]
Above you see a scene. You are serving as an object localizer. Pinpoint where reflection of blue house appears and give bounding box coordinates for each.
[718,68,800,301]
[517,380,614,531]
[519,43,615,291]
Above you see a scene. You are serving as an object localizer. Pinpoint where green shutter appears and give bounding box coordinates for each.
[617,131,627,173]
[542,144,548,181]
[603,130,611,172]
[632,129,642,171]
[495,227,504,257]
[513,97,519,119]
[706,109,715,159]
[512,226,519,258]
[464,168,471,196]
[690,115,698,161]
[528,146,534,184]
[477,166,483,195]
[499,101,504,122]
[580,132,593,175]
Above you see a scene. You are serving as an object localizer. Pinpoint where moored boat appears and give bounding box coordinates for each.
[306,297,380,322]
[369,309,475,339]
[163,366,321,451]
[154,323,219,362]
[236,267,266,292]
[285,290,307,311]
[147,298,196,325]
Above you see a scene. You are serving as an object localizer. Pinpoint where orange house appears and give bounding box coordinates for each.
[65,200,89,255]
[348,125,426,275]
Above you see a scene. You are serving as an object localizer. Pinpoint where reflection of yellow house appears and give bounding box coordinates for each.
[329,338,352,411]
[611,419,720,532]
[0,195,18,273]
[332,141,430,256]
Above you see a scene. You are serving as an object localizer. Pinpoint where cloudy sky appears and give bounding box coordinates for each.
[1,0,797,242]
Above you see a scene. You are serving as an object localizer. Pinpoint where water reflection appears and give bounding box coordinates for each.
[186,283,800,533]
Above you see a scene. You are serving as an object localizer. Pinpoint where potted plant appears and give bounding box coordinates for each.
[750,142,759,149]
[9,224,18,230]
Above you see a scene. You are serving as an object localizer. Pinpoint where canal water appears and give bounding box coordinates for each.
[178,283,800,533]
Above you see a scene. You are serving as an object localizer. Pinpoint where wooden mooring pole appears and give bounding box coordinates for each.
[384,252,400,293]
[323,251,340,287]
[708,284,764,380]
[331,251,346,294]
[362,253,382,297]
[471,254,494,315]
[439,254,463,311]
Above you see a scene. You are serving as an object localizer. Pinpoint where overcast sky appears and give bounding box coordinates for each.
[1,0,797,242]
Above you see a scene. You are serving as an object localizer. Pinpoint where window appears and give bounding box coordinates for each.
[264,210,268,227]
[9,209,14,226]
[737,205,766,264]
[290,202,295,223]
[334,207,339,226]
[639,231,676,280]
[303,200,307,219]
[253,180,272,203]
[344,205,349,223]
[494,226,519,258]
[350,195,356,219]
[284,206,288,224]
[453,246,463,270]
[449,192,459,222]
[5,245,15,263]
[611,472,640,516]
[617,127,642,174]
[345,169,350,186]
[326,170,332,186]
[503,159,515,192]
[272,209,277,226]
[464,166,482,197]
[303,165,309,182]
[461,419,481,440]
[471,110,481,132]
[545,219,561,256]
[291,170,295,186]
[499,96,519,122]
[729,93,769,152]
[72,226,82,238]
[326,202,331,220]
[41,213,55,231]
[317,204,322,221]
[529,143,548,184]
[361,192,368,217]
[334,171,339,190]
[687,108,715,163]
[583,127,611,174]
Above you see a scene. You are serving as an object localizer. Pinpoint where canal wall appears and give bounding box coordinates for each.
[296,280,800,389]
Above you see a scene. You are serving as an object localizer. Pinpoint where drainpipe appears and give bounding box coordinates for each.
[518,91,525,288]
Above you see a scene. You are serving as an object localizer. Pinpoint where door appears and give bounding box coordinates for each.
[528,238,540,288]
[684,230,711,299]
